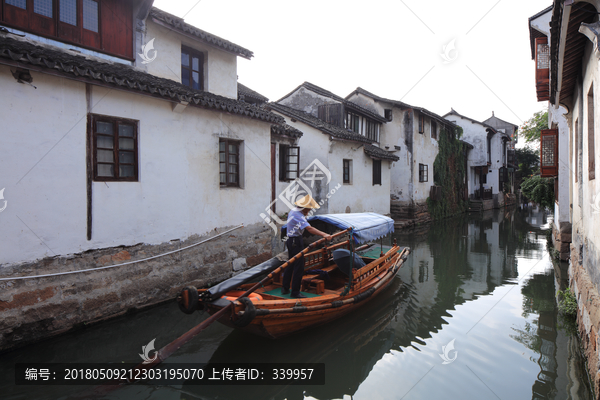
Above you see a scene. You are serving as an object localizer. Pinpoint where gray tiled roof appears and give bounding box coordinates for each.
[364,144,399,161]
[149,8,253,59]
[443,109,499,134]
[0,35,282,124]
[270,122,303,138]
[238,82,269,103]
[348,87,457,128]
[278,82,388,123]
[266,103,375,144]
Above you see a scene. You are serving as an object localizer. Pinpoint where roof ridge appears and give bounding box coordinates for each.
[149,7,253,59]
[0,35,280,124]
[267,103,375,144]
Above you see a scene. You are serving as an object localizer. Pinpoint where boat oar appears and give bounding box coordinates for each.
[93,227,351,393]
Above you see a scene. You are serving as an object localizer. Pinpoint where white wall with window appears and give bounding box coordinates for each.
[328,143,391,215]
[0,67,272,264]
[346,91,441,206]
[144,19,238,99]
[271,110,391,216]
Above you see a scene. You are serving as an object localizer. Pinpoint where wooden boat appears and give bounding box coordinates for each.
[177,213,410,338]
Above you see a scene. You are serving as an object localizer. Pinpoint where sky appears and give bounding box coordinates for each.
[152,0,552,129]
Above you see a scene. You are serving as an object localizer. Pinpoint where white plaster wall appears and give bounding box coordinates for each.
[549,103,570,224]
[446,116,487,168]
[143,21,238,99]
[388,108,413,204]
[327,142,391,215]
[271,113,332,215]
[345,93,418,205]
[530,11,551,36]
[571,43,600,256]
[268,111,391,216]
[489,133,505,193]
[446,115,502,195]
[0,67,272,265]
[0,67,88,264]
[412,112,439,202]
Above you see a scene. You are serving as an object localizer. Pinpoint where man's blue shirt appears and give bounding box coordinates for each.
[286,209,310,237]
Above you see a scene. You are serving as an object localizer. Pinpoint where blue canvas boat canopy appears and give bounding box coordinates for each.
[307,212,394,244]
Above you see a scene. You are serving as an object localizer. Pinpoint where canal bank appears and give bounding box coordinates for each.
[0,222,279,353]
[1,207,593,399]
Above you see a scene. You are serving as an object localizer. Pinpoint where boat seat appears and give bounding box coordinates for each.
[301,278,325,294]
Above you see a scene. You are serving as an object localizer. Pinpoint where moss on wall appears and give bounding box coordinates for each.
[427,126,468,220]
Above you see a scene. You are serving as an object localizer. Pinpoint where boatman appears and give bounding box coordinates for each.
[283,194,333,298]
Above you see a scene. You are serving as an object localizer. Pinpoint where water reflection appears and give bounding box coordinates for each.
[0,207,592,400]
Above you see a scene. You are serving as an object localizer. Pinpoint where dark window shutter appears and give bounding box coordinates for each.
[318,103,342,126]
[279,144,287,181]
[373,160,381,185]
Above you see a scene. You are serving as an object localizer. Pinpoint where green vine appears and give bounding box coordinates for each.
[427,126,469,220]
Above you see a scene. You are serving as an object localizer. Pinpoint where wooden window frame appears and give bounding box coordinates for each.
[535,37,550,102]
[431,120,437,140]
[365,119,379,142]
[540,128,558,177]
[343,159,352,184]
[418,114,424,133]
[345,111,360,134]
[181,46,204,91]
[318,103,342,127]
[279,144,300,182]
[419,164,428,182]
[219,139,240,187]
[1,0,101,47]
[90,114,138,182]
[384,109,393,121]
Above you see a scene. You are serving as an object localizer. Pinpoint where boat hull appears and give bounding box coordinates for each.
[205,249,405,338]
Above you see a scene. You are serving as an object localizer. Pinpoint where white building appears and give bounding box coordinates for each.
[346,88,456,220]
[0,1,284,350]
[444,109,512,209]
[266,82,398,217]
[528,2,600,396]
[529,5,571,260]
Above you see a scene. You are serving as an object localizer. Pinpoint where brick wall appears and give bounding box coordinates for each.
[0,222,273,352]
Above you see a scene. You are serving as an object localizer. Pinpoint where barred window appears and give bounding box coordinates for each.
[419,164,428,182]
[279,145,300,181]
[220,139,240,187]
[343,159,352,184]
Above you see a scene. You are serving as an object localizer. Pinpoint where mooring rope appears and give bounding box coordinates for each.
[0,224,244,281]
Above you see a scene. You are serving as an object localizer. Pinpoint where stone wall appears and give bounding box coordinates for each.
[391,201,431,229]
[0,222,273,353]
[552,222,572,261]
[570,239,600,399]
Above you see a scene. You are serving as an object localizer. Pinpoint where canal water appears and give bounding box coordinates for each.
[1,207,594,399]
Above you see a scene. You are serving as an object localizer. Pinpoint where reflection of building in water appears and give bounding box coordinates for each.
[522,204,548,228]
[458,209,517,300]
[516,271,593,399]
[391,210,519,346]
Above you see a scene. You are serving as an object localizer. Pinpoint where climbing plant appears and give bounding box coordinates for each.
[520,175,554,209]
[427,126,469,220]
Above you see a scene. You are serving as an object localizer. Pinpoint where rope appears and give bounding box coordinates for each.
[0,224,244,281]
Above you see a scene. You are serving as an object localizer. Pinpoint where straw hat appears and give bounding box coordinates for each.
[294,194,320,209]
